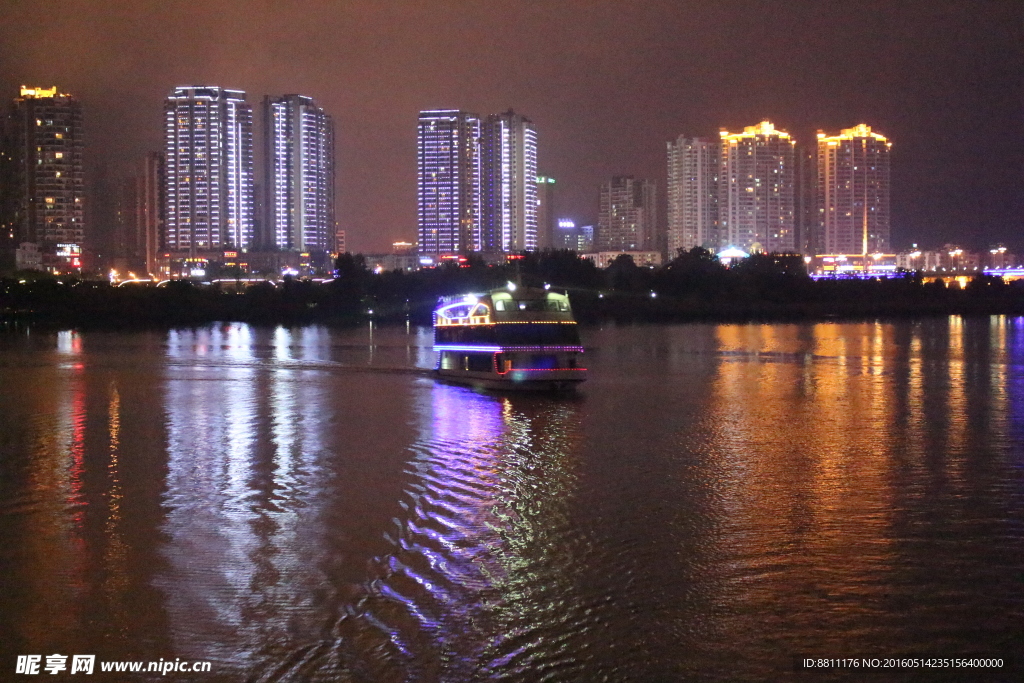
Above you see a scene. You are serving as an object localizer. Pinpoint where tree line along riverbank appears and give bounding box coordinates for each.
[4,249,1024,329]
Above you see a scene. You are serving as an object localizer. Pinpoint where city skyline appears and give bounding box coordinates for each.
[0,84,990,267]
[0,82,996,268]
[0,2,1020,254]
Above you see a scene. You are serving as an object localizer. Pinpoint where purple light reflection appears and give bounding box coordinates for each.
[346,382,585,678]
[1003,318,1024,470]
[348,384,511,675]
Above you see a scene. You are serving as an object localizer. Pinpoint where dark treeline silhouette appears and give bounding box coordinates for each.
[4,248,1024,329]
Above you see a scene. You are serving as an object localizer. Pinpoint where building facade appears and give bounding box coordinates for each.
[794,143,817,256]
[3,86,85,270]
[480,110,538,253]
[719,120,795,253]
[115,152,164,276]
[417,110,481,255]
[816,124,891,256]
[263,94,335,253]
[141,152,165,275]
[164,86,254,255]
[553,219,594,253]
[597,176,657,252]
[535,175,556,251]
[0,103,17,259]
[666,136,719,255]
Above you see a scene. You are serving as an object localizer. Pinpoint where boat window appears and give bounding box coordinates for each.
[513,299,569,312]
[515,300,549,311]
[528,354,558,369]
[436,322,582,346]
[494,300,506,311]
[467,354,493,372]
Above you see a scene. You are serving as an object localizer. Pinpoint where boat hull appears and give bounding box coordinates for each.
[435,367,586,392]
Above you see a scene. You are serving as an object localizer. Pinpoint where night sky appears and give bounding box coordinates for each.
[2,0,1021,253]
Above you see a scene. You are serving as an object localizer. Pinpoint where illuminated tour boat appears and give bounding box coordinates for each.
[433,283,587,391]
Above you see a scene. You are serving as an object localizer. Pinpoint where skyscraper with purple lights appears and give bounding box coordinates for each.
[164,86,254,255]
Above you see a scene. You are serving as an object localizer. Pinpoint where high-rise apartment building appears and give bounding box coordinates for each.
[112,152,164,276]
[666,136,719,255]
[535,175,556,250]
[111,152,162,274]
[141,152,165,274]
[480,110,538,253]
[3,86,85,268]
[794,144,817,256]
[597,176,657,252]
[816,124,891,255]
[417,110,481,255]
[113,176,139,271]
[0,110,16,250]
[0,113,16,266]
[719,121,795,253]
[553,219,594,253]
[263,95,335,253]
[164,86,254,254]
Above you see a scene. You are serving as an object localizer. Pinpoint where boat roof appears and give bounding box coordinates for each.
[435,285,575,324]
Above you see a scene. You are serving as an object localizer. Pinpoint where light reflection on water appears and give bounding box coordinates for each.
[1,320,1023,681]
[10,334,89,650]
[159,325,341,670]
[306,383,587,681]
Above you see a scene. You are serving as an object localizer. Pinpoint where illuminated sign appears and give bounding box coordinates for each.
[817,124,890,145]
[720,120,793,142]
[20,86,58,98]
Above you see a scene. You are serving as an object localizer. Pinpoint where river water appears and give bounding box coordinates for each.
[1,319,1022,681]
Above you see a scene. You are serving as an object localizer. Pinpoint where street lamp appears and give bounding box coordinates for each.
[948,248,963,271]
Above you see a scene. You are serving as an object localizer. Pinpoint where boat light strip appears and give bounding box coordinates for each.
[434,344,584,353]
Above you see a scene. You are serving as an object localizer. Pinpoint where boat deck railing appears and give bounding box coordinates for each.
[436,313,493,326]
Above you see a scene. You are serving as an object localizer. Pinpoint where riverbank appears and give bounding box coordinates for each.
[4,273,1024,330]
